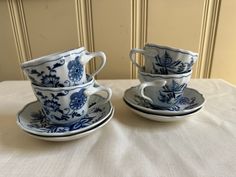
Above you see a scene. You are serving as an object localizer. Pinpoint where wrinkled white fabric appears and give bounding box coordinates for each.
[0,79,235,177]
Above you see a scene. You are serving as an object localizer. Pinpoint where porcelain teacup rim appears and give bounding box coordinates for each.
[139,69,193,78]
[21,47,86,68]
[145,43,198,56]
[31,74,95,91]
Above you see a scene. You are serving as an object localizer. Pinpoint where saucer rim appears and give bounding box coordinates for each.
[17,95,113,137]
[23,109,114,141]
[124,87,205,116]
[123,98,202,117]
[124,101,201,122]
[26,108,114,138]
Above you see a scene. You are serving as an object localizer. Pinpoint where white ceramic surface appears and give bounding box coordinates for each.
[17,94,113,137]
[123,86,205,116]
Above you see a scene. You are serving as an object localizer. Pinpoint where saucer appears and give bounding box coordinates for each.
[124,99,201,122]
[24,109,114,141]
[17,94,113,137]
[123,86,205,116]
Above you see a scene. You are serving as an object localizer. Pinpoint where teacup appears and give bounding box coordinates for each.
[130,43,198,74]
[31,75,112,124]
[138,70,192,109]
[21,47,106,87]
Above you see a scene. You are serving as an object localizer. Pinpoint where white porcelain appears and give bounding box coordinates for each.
[124,101,201,122]
[22,109,114,142]
[21,47,106,87]
[130,43,198,74]
[31,76,112,124]
[123,86,205,116]
[138,70,192,108]
[17,94,113,137]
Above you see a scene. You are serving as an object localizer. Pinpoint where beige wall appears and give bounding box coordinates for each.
[211,0,236,85]
[0,0,23,80]
[1,0,235,84]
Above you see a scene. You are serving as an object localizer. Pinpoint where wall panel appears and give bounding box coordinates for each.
[22,0,79,59]
[91,0,132,79]
[2,0,236,84]
[211,0,236,85]
[0,0,23,81]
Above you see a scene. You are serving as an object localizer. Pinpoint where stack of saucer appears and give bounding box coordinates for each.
[124,43,205,122]
[17,47,114,141]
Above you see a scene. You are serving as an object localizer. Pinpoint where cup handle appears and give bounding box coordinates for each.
[84,84,112,110]
[138,80,166,104]
[129,48,146,70]
[80,51,106,77]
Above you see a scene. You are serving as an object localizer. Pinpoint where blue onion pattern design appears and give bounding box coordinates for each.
[35,89,86,122]
[69,89,87,110]
[158,80,187,105]
[27,59,66,87]
[26,54,86,87]
[28,104,104,133]
[152,51,194,74]
[43,100,60,112]
[134,92,197,111]
[41,75,60,87]
[67,56,84,83]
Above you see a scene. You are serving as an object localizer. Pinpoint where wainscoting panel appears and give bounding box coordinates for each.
[91,0,132,79]
[211,0,236,85]
[22,0,79,58]
[1,0,235,84]
[0,0,23,80]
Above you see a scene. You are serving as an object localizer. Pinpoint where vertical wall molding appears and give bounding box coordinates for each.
[195,0,221,78]
[131,0,148,79]
[75,0,95,75]
[7,0,32,79]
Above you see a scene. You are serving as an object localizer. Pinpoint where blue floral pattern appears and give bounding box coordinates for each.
[17,95,112,136]
[134,92,197,111]
[67,56,84,84]
[69,89,87,110]
[35,89,87,122]
[28,105,104,133]
[158,80,187,106]
[41,75,60,87]
[133,81,189,111]
[27,59,66,87]
[26,55,85,87]
[43,100,60,112]
[152,51,194,74]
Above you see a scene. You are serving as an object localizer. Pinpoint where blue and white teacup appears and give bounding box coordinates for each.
[138,70,192,109]
[31,76,112,125]
[21,47,106,87]
[130,43,198,74]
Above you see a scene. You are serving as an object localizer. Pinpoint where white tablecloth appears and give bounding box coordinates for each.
[0,79,236,177]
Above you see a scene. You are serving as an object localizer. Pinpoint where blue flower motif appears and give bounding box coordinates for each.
[157,51,174,66]
[158,81,186,104]
[67,56,84,82]
[41,74,60,87]
[43,100,60,112]
[69,89,87,110]
[153,51,183,74]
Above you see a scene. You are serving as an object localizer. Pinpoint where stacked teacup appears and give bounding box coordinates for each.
[21,47,112,125]
[126,43,204,120]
